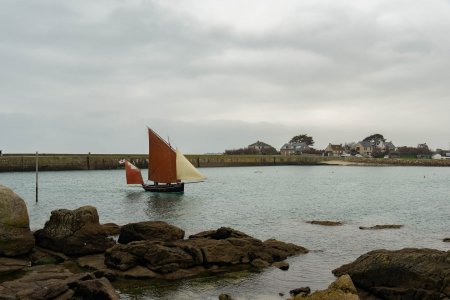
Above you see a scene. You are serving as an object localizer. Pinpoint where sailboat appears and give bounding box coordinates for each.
[125,127,205,192]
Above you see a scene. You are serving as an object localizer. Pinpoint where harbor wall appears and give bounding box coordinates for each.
[0,153,449,172]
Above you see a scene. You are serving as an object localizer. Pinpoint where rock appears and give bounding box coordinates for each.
[118,221,184,244]
[251,258,270,269]
[0,184,35,256]
[121,265,161,279]
[69,276,119,300]
[191,237,262,265]
[189,227,251,240]
[307,220,343,226]
[358,224,403,230]
[105,227,307,280]
[0,264,83,299]
[333,248,450,299]
[263,239,309,261]
[100,223,121,236]
[290,275,359,300]
[0,264,118,300]
[28,246,68,265]
[106,240,200,272]
[443,238,450,242]
[329,274,357,294]
[290,287,311,296]
[77,253,108,271]
[272,261,289,271]
[34,206,116,256]
[219,293,234,300]
[0,256,30,275]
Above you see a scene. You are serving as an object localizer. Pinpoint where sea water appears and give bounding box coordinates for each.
[1,166,449,299]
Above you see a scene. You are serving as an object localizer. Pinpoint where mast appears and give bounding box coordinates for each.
[148,128,177,184]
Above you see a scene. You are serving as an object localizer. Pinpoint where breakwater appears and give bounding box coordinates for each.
[0,153,449,172]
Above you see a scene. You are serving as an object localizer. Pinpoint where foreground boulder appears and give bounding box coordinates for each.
[289,275,359,299]
[34,206,116,256]
[0,264,118,300]
[0,184,35,256]
[105,227,308,279]
[118,221,184,244]
[0,256,30,275]
[333,248,450,299]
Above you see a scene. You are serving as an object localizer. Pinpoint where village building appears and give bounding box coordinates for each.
[354,141,374,156]
[353,140,396,156]
[324,143,344,156]
[280,142,310,156]
[247,141,277,154]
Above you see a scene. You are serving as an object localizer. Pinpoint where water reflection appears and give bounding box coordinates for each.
[116,269,260,300]
[124,190,145,202]
[144,192,184,220]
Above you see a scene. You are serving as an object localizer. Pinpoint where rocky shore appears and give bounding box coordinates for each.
[1,183,449,299]
[0,184,307,299]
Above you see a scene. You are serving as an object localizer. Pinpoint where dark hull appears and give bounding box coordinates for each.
[142,183,184,193]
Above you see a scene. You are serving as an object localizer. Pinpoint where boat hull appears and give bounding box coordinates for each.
[142,182,184,193]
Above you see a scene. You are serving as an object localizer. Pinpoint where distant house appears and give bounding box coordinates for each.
[383,141,396,152]
[280,142,310,156]
[354,141,374,156]
[324,143,344,157]
[353,140,396,156]
[247,141,277,154]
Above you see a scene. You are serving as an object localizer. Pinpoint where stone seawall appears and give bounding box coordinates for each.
[0,154,449,172]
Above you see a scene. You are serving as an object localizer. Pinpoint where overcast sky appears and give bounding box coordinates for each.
[1,0,450,154]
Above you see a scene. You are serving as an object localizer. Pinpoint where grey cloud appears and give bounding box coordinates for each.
[1,0,449,153]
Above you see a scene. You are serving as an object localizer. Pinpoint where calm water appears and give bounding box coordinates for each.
[1,166,449,299]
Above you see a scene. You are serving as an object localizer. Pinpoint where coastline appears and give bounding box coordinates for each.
[1,153,450,172]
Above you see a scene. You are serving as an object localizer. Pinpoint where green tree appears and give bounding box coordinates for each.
[363,133,386,147]
[289,134,314,146]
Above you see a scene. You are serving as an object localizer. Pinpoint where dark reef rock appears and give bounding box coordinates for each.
[263,238,307,260]
[100,223,121,236]
[333,248,450,300]
[0,256,30,275]
[34,206,116,256]
[0,184,35,256]
[189,227,251,240]
[443,238,450,242]
[358,224,403,230]
[0,264,118,300]
[219,293,235,300]
[307,220,343,226]
[118,221,184,244]
[290,286,311,296]
[28,246,68,265]
[272,261,289,271]
[105,227,307,279]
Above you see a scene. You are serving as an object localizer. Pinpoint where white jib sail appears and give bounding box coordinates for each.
[175,149,206,182]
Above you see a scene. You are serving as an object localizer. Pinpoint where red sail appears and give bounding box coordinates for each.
[125,161,144,184]
[148,128,177,183]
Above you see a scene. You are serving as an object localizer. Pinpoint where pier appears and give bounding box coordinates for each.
[0,153,449,172]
